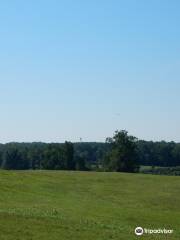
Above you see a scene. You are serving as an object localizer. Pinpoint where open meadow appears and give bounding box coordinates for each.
[0,171,179,240]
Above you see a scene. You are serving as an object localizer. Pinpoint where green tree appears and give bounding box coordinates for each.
[2,148,29,170]
[63,142,75,170]
[42,144,64,170]
[104,130,139,172]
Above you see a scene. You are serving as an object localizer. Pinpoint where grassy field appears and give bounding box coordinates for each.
[0,171,179,240]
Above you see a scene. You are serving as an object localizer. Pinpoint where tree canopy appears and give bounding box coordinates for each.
[0,130,180,172]
[103,130,139,172]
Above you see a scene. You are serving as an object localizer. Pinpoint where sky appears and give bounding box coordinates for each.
[0,0,180,143]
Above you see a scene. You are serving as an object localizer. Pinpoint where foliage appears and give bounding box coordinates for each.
[2,147,29,170]
[103,130,139,172]
[0,130,180,172]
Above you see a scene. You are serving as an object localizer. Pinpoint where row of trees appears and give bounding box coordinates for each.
[0,130,180,172]
[137,140,180,167]
[0,142,87,171]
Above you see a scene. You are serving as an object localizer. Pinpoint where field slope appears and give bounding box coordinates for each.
[0,171,179,240]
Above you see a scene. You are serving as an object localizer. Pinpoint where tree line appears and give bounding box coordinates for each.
[0,130,180,172]
[0,142,88,171]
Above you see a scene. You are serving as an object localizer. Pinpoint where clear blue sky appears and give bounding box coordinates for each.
[0,0,180,143]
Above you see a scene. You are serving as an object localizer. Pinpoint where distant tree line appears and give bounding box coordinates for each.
[137,140,180,167]
[0,142,88,171]
[0,131,180,172]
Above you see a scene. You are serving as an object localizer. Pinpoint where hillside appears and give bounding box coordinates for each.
[0,171,179,239]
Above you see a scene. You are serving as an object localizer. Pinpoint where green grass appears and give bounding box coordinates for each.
[0,171,179,240]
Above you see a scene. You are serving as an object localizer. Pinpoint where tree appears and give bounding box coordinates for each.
[42,144,64,170]
[172,143,180,166]
[75,155,87,171]
[2,148,29,170]
[103,130,139,172]
[63,142,75,170]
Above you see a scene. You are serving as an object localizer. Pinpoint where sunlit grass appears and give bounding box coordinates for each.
[0,171,179,239]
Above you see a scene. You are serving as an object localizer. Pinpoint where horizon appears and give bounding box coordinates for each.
[1,0,180,143]
[1,136,180,145]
